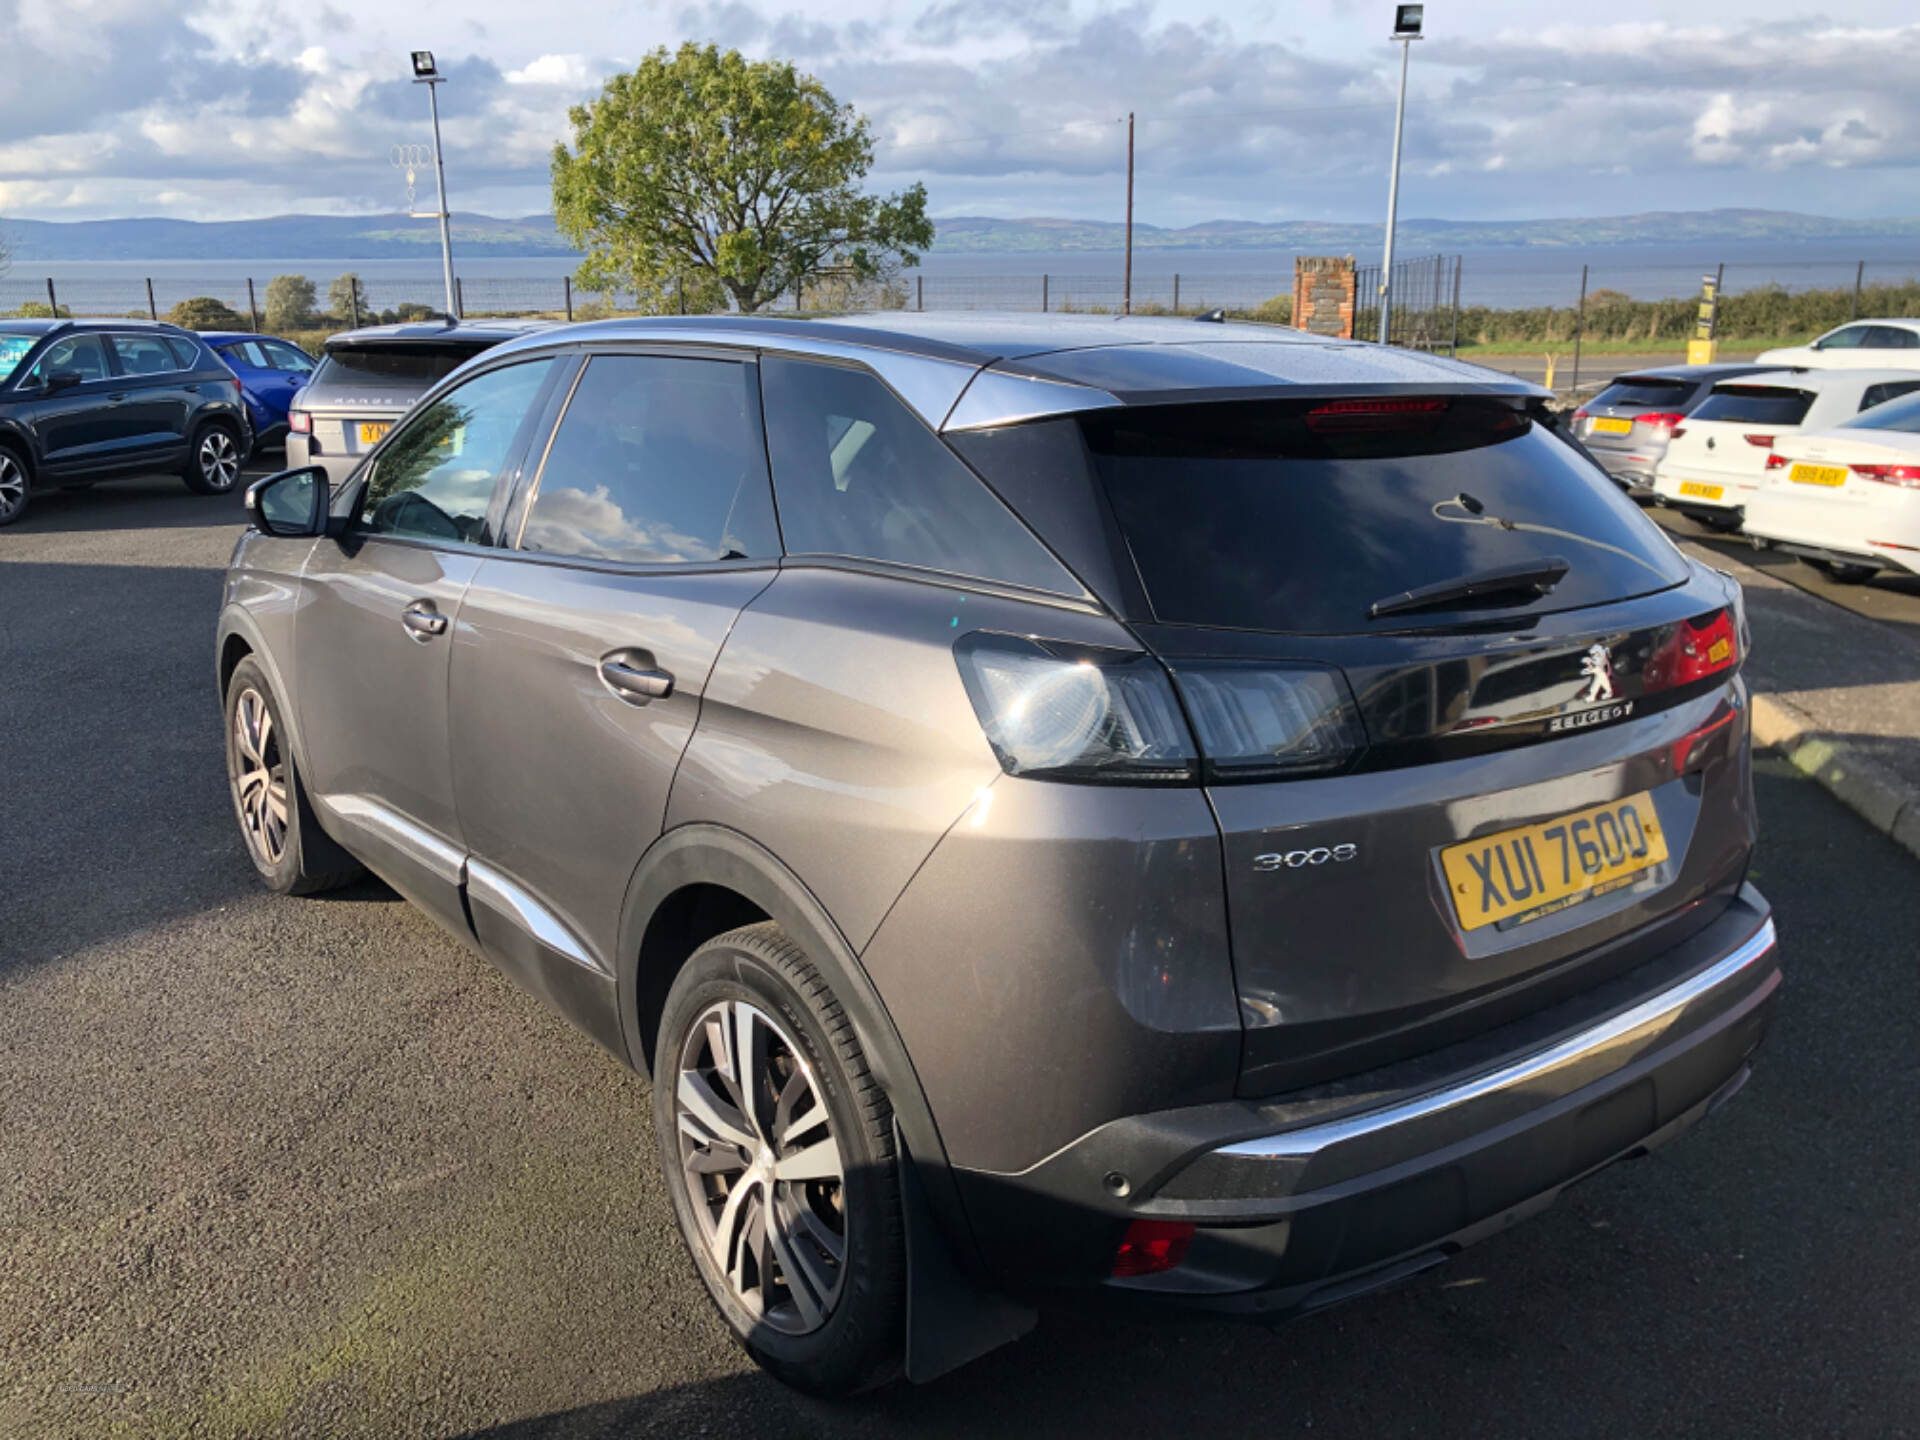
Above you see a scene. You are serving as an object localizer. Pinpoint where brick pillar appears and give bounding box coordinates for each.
[1292,255,1357,339]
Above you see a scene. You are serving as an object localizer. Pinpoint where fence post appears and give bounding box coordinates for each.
[246,278,259,331]
[1571,263,1588,397]
[564,276,573,322]
[46,278,56,316]
[1042,274,1049,313]
[454,277,464,319]
[1449,256,1462,358]
[1174,274,1180,314]
[348,287,360,328]
[1853,260,1865,320]
[146,278,158,321]
[917,274,924,313]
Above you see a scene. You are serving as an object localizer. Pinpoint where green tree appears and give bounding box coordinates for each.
[551,43,933,314]
[328,273,369,322]
[168,296,243,329]
[264,274,317,330]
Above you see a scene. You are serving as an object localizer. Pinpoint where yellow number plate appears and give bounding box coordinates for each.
[1678,481,1725,500]
[358,421,392,445]
[1441,792,1669,932]
[1790,463,1847,487]
[1591,417,1634,435]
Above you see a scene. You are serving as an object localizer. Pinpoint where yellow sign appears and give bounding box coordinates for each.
[1688,272,1721,363]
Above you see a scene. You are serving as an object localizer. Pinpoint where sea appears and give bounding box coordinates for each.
[7,240,1919,317]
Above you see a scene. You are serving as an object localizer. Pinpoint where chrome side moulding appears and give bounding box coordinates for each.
[1216,915,1780,1162]
[321,793,464,885]
[465,858,609,978]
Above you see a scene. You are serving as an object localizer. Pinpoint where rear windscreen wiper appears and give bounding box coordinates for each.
[1368,556,1571,620]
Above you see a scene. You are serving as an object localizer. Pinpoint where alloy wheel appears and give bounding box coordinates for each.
[674,999,847,1335]
[0,453,24,522]
[231,688,290,866]
[199,430,240,491]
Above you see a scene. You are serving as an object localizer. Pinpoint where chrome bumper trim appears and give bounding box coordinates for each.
[1216,916,1778,1161]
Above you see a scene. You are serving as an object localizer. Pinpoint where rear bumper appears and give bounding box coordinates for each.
[1590,448,1660,497]
[953,886,1778,1308]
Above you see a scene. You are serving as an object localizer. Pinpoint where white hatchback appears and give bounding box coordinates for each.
[1650,369,1920,530]
[1743,388,1920,582]
[1757,320,1920,370]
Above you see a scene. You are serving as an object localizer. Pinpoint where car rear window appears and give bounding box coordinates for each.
[312,343,486,387]
[1688,386,1814,426]
[1588,377,1694,409]
[1072,397,1688,635]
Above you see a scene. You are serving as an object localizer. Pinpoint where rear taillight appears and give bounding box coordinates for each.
[1765,453,1789,470]
[1111,1220,1194,1278]
[1170,662,1367,781]
[954,636,1367,785]
[1744,433,1775,448]
[1851,463,1920,489]
[1572,408,1590,422]
[288,409,311,434]
[1645,609,1741,693]
[1636,412,1687,433]
[953,634,1196,784]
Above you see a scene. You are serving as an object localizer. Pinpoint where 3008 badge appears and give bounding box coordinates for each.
[1253,843,1359,871]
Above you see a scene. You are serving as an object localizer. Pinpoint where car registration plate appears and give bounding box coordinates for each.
[1678,481,1725,500]
[1591,417,1634,435]
[1440,792,1668,932]
[1790,463,1847,487]
[359,421,392,445]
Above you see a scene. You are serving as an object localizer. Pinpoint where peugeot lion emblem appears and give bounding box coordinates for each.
[1581,642,1616,703]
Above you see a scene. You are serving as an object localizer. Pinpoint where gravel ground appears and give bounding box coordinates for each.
[2,474,1915,1439]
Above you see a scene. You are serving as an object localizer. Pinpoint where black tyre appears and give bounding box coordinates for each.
[0,444,29,527]
[1699,508,1744,534]
[1809,558,1879,585]
[654,922,904,1396]
[223,657,363,894]
[183,420,244,495]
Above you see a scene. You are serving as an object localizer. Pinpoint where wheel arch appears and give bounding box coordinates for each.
[617,823,981,1274]
[0,421,35,473]
[215,606,315,783]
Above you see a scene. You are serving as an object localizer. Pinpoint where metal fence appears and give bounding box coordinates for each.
[1355,254,1462,352]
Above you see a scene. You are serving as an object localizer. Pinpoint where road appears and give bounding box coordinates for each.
[3,474,1917,1439]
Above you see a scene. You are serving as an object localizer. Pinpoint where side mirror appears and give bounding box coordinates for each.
[45,370,84,391]
[245,466,331,538]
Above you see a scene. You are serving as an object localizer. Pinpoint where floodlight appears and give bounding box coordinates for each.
[1393,5,1424,37]
[411,51,437,78]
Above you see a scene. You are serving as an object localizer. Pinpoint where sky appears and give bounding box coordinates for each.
[1,0,1918,227]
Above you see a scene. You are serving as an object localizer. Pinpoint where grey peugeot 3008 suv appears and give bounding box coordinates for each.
[218,313,1780,1395]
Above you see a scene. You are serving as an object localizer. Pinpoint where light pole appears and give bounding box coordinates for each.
[1378,5,1423,345]
[411,51,458,321]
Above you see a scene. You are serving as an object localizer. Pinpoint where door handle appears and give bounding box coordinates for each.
[599,656,675,704]
[401,603,448,639]
[183,383,201,393]
[107,392,128,405]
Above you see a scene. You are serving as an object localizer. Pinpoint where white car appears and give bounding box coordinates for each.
[1756,319,1920,369]
[1743,388,1920,582]
[1650,368,1920,530]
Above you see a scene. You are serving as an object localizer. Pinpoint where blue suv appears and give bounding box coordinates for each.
[203,332,317,449]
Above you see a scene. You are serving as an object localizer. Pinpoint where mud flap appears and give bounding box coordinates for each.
[898,1125,1036,1383]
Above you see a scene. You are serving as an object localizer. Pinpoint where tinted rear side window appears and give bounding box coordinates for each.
[760,355,1081,595]
[1588,377,1693,409]
[1688,386,1814,426]
[519,355,779,564]
[314,344,484,387]
[1844,390,1920,433]
[1081,398,1687,635]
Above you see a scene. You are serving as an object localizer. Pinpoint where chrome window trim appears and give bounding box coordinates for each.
[941,368,1125,432]
[1215,915,1779,1162]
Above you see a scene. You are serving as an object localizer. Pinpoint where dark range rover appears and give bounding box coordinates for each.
[0,318,252,526]
[222,313,1778,1393]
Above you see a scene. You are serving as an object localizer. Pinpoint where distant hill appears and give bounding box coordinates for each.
[929,209,1920,253]
[3,207,1919,262]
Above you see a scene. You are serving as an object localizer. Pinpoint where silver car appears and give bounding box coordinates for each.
[219,314,1780,1394]
[286,319,552,485]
